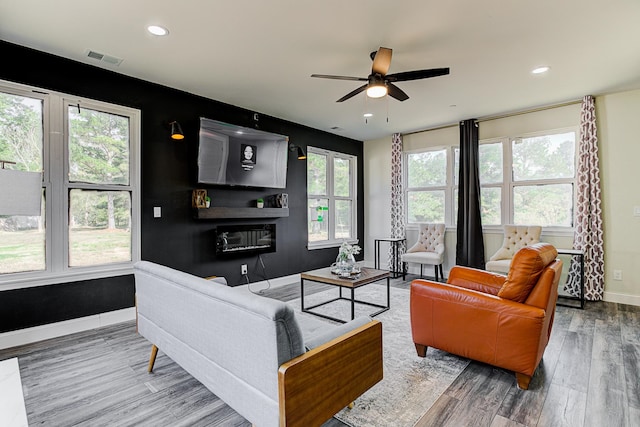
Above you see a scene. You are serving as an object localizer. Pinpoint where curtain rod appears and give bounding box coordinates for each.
[403,98,583,136]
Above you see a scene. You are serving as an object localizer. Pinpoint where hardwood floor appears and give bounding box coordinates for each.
[1,276,638,426]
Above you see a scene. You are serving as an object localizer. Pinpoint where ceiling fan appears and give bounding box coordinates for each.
[311,47,450,102]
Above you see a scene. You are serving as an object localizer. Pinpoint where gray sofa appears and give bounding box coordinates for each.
[134,261,383,427]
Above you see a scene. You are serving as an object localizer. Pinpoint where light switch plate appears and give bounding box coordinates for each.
[634,206,640,217]
[153,207,161,218]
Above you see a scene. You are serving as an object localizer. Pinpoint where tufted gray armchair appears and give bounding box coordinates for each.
[485,224,542,273]
[401,223,446,281]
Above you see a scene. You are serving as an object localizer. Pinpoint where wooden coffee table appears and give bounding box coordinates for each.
[300,267,391,323]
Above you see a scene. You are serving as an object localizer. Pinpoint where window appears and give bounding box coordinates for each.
[405,149,447,224]
[307,147,356,248]
[408,128,576,231]
[0,80,140,286]
[511,131,575,227]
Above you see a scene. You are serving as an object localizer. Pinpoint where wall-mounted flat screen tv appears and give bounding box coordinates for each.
[197,117,289,189]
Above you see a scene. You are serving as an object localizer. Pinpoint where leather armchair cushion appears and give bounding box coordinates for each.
[498,243,558,303]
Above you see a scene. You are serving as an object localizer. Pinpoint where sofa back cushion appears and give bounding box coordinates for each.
[134,261,305,403]
[498,243,558,303]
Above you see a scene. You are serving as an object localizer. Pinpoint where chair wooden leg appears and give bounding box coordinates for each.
[434,265,439,281]
[415,343,428,357]
[402,262,406,280]
[420,264,423,278]
[439,264,444,281]
[148,344,159,373]
[515,373,532,390]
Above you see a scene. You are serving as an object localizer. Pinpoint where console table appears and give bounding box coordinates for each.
[374,237,405,278]
[556,248,585,309]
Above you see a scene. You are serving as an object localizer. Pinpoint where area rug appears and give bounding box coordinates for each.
[289,284,470,427]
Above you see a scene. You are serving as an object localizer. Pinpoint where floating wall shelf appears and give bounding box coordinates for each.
[195,207,289,219]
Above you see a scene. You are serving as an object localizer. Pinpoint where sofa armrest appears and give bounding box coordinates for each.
[278,320,383,427]
[446,265,506,295]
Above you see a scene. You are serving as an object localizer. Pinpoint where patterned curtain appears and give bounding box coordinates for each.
[389,133,406,271]
[565,95,604,300]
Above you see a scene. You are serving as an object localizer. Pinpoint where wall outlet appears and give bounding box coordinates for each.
[241,264,248,275]
[613,269,623,281]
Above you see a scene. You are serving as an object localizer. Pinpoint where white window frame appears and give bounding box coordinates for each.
[307,146,358,250]
[0,79,141,290]
[507,126,578,234]
[404,146,449,229]
[405,127,577,236]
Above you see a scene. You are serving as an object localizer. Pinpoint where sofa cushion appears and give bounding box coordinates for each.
[498,243,558,303]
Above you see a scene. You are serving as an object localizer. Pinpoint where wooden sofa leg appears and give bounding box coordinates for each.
[148,345,159,373]
[415,343,427,357]
[516,373,532,390]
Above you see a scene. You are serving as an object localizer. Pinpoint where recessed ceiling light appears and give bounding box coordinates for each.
[363,113,373,117]
[531,66,550,74]
[147,25,169,36]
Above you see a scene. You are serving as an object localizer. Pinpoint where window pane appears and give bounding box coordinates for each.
[453,148,459,186]
[68,107,130,185]
[308,198,328,242]
[481,187,501,225]
[0,92,43,173]
[513,184,573,227]
[335,200,352,239]
[307,152,327,196]
[512,132,575,181]
[479,142,503,184]
[69,190,131,267]
[407,150,446,187]
[0,192,46,274]
[334,157,350,197]
[407,190,445,223]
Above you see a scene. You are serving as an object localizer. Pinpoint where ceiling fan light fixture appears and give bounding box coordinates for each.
[366,74,388,98]
[366,85,387,98]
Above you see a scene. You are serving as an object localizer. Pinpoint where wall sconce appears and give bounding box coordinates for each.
[289,143,306,160]
[170,121,184,140]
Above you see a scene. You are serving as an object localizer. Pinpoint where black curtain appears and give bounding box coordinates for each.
[456,119,485,269]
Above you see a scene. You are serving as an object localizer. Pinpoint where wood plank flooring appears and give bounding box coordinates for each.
[1,276,638,426]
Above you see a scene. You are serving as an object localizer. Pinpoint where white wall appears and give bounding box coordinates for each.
[363,90,640,306]
[597,89,640,305]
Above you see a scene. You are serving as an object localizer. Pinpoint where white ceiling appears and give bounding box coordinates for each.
[1,0,639,141]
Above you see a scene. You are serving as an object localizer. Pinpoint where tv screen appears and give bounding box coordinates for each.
[197,117,289,188]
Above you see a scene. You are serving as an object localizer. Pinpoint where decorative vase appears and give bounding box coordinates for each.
[336,253,356,276]
[257,201,264,208]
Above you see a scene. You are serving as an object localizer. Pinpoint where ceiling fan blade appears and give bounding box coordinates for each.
[311,74,367,82]
[387,83,409,102]
[336,84,368,102]
[386,67,450,82]
[371,47,392,76]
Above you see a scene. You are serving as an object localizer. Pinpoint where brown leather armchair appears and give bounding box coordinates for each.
[410,242,563,389]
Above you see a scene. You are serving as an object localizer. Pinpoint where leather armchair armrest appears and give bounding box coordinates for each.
[445,266,506,295]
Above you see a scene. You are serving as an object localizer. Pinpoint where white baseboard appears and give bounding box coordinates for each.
[0,307,136,350]
[603,291,640,307]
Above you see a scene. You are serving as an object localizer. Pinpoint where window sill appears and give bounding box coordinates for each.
[0,264,135,291]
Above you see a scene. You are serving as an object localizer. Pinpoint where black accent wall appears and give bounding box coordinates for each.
[0,40,364,333]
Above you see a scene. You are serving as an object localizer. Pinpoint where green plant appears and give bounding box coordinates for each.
[257,198,264,203]
[205,196,211,202]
